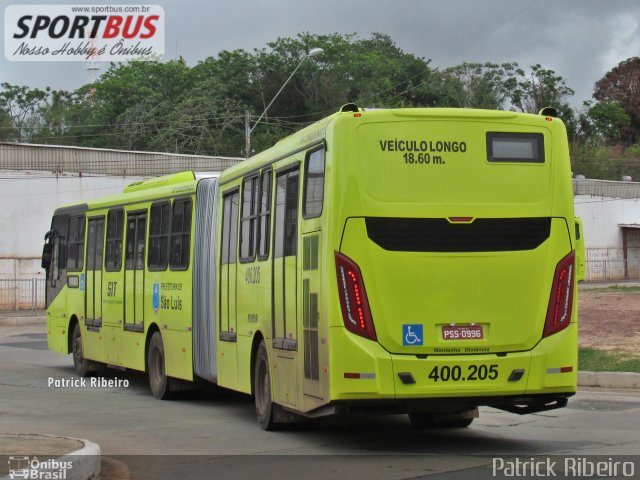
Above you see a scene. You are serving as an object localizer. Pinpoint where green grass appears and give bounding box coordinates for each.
[579,347,640,372]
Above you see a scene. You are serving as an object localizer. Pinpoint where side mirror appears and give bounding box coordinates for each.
[574,217,585,282]
[42,243,52,270]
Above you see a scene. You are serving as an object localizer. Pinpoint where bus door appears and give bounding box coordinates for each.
[220,190,239,339]
[219,190,239,386]
[124,211,147,331]
[301,147,325,400]
[102,210,125,364]
[272,167,300,351]
[85,217,105,327]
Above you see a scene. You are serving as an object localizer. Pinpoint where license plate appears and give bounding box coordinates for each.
[442,324,484,340]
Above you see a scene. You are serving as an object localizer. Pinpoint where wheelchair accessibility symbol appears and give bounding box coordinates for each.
[402,324,424,346]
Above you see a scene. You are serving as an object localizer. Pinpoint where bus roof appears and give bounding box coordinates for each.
[219,107,562,185]
[53,171,218,215]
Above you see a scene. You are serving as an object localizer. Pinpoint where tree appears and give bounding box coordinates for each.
[580,100,631,143]
[0,83,49,141]
[440,62,523,109]
[149,77,245,155]
[509,64,574,114]
[593,57,640,144]
[0,107,16,141]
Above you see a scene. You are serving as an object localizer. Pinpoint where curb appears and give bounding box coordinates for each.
[61,438,101,480]
[0,316,45,326]
[1,435,100,480]
[578,371,640,389]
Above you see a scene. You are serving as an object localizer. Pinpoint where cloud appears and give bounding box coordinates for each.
[1,0,639,109]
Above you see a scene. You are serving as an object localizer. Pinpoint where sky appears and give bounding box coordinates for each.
[2,0,640,110]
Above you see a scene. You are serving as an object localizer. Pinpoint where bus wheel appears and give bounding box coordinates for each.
[72,323,95,377]
[148,332,173,400]
[254,341,278,430]
[409,412,474,429]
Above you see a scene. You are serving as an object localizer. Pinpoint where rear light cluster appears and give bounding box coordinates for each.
[335,252,377,341]
[543,251,575,337]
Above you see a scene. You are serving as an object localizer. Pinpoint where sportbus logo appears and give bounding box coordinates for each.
[4,4,164,61]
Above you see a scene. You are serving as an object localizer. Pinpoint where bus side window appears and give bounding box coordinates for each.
[50,236,60,282]
[105,210,124,271]
[258,170,272,260]
[303,147,325,219]
[148,202,170,271]
[67,215,85,271]
[240,176,259,262]
[221,191,239,265]
[170,198,192,270]
[274,168,300,258]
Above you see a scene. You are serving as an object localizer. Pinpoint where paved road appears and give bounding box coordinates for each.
[1,324,639,479]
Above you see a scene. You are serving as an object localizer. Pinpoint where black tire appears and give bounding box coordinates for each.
[71,322,95,377]
[254,341,277,430]
[148,331,173,400]
[409,413,474,429]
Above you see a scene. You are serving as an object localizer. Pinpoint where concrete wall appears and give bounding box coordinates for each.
[0,171,144,278]
[574,195,640,281]
[574,195,640,248]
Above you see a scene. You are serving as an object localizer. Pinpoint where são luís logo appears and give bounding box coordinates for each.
[152,282,160,313]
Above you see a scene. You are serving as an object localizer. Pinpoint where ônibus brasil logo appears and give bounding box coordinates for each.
[8,456,73,479]
[4,4,165,61]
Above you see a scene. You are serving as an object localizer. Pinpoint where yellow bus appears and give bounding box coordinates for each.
[42,105,582,430]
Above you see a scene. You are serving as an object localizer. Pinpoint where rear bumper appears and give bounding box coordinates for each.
[327,393,572,416]
[328,322,577,409]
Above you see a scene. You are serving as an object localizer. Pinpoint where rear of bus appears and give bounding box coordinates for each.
[327,108,577,417]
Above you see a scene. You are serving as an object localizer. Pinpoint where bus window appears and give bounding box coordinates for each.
[50,236,60,283]
[66,215,85,271]
[148,202,170,271]
[220,190,239,339]
[125,214,146,270]
[240,176,259,262]
[221,191,239,265]
[258,170,272,260]
[170,198,192,270]
[303,147,325,218]
[105,210,124,271]
[274,169,300,258]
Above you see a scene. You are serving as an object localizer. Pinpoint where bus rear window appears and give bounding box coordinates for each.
[487,132,544,163]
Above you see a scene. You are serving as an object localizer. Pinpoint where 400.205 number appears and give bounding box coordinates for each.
[428,364,498,382]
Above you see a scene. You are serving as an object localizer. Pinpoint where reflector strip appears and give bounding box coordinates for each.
[344,372,376,379]
[547,367,573,374]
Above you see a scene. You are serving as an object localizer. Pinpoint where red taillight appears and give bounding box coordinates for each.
[335,252,376,341]
[543,251,575,337]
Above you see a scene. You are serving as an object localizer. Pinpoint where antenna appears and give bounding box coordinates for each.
[84,37,101,84]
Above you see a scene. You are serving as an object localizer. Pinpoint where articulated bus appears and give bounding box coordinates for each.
[42,105,583,430]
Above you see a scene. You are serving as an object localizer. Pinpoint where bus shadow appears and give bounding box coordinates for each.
[45,365,577,455]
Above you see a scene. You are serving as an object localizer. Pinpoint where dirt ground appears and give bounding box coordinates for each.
[579,288,640,355]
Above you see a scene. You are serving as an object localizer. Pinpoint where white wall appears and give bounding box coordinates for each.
[0,171,144,277]
[574,195,640,249]
[574,195,640,281]
[3,173,640,280]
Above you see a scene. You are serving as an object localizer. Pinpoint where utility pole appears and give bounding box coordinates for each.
[245,110,251,159]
